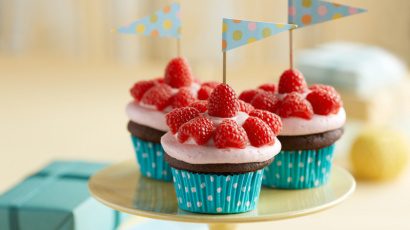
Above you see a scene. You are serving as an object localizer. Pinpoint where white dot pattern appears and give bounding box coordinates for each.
[262,146,335,189]
[171,168,263,214]
[132,136,172,181]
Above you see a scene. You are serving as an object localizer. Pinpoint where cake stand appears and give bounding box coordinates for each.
[89,160,355,230]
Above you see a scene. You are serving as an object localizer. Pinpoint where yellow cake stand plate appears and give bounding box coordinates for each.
[89,160,355,230]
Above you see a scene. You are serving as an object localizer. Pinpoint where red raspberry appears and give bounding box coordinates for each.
[207,84,239,118]
[249,109,282,135]
[141,84,173,110]
[214,120,248,149]
[239,89,262,103]
[197,85,214,100]
[278,69,307,93]
[309,84,336,93]
[189,100,208,113]
[130,80,156,102]
[258,83,276,93]
[237,100,254,114]
[276,92,313,119]
[166,107,200,134]
[164,57,193,88]
[242,117,275,147]
[250,91,281,113]
[171,88,196,108]
[178,116,214,145]
[306,87,342,115]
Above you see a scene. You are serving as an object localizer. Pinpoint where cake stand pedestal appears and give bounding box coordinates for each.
[89,160,355,230]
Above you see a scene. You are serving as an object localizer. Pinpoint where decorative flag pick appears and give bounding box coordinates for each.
[288,0,366,28]
[222,18,297,83]
[116,2,181,55]
[287,0,367,69]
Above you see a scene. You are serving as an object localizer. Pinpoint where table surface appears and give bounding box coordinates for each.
[1,57,409,230]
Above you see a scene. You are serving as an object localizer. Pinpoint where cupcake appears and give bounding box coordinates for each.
[161,84,282,213]
[126,57,218,181]
[239,69,346,189]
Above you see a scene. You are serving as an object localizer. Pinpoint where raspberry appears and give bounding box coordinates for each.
[178,116,214,145]
[164,57,193,88]
[237,100,254,114]
[276,92,313,119]
[197,85,214,100]
[171,88,196,108]
[214,120,248,149]
[278,69,307,93]
[249,109,282,135]
[242,117,275,147]
[207,84,239,118]
[189,100,208,113]
[166,107,200,134]
[309,84,337,93]
[239,89,262,103]
[258,83,276,93]
[306,88,342,115]
[141,84,173,110]
[250,91,281,113]
[130,80,156,102]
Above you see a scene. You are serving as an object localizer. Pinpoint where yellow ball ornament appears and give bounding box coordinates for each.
[350,127,409,181]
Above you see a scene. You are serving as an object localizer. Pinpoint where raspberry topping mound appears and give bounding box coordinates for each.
[178,116,214,145]
[276,92,313,119]
[250,91,281,113]
[249,109,282,135]
[207,84,239,118]
[214,120,248,149]
[141,84,173,111]
[171,88,196,108]
[166,107,200,134]
[306,86,342,115]
[278,69,307,94]
[189,100,208,113]
[237,100,254,114]
[197,85,213,100]
[239,89,262,103]
[164,57,193,88]
[258,83,276,93]
[130,80,157,102]
[243,117,275,147]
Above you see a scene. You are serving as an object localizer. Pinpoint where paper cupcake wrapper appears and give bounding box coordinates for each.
[262,145,335,189]
[171,168,263,214]
[131,135,172,181]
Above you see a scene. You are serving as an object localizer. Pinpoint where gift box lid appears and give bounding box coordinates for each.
[0,160,120,230]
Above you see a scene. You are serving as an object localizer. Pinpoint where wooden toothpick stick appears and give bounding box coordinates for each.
[289,29,294,70]
[223,51,227,84]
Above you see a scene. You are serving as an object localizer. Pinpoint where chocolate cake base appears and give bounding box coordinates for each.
[165,153,274,174]
[278,127,344,150]
[127,121,166,143]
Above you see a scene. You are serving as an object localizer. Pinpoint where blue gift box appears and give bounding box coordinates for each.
[0,161,125,230]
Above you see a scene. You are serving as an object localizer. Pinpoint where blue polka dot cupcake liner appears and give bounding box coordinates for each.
[131,135,172,181]
[262,145,335,189]
[171,168,264,214]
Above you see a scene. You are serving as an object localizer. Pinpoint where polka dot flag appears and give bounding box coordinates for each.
[288,0,366,28]
[222,18,297,51]
[117,3,181,38]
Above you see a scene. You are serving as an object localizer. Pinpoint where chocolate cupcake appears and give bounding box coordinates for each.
[161,84,282,214]
[239,69,346,189]
[126,57,218,181]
